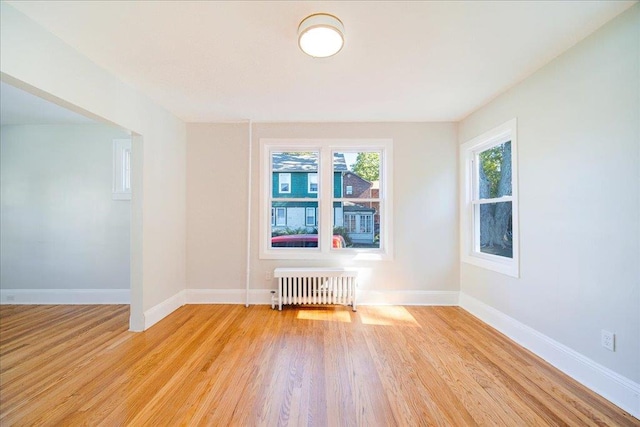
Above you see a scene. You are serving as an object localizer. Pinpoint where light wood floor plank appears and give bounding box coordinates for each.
[0,304,637,426]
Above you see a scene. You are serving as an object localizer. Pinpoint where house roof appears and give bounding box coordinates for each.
[272,152,347,172]
[344,203,376,213]
[343,171,372,185]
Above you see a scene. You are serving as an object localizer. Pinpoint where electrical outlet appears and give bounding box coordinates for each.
[265,271,273,281]
[601,330,615,351]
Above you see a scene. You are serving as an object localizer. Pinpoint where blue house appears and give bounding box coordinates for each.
[271,152,347,232]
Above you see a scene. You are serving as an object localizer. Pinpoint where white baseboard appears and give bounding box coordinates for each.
[187,288,273,305]
[0,288,130,304]
[459,292,640,419]
[144,290,186,330]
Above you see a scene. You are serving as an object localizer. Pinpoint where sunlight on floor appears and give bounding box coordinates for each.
[294,306,420,326]
[296,308,352,323]
[359,306,421,327]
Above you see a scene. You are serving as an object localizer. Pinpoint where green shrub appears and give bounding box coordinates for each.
[271,227,316,237]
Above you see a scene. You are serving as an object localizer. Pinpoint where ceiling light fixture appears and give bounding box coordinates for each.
[298,13,345,58]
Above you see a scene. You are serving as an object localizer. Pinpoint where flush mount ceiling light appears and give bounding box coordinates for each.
[298,13,345,58]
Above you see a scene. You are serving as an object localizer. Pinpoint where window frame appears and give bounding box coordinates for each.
[346,185,353,195]
[260,139,393,260]
[460,118,519,277]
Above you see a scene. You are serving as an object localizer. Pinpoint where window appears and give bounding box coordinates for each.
[260,139,393,260]
[279,173,291,193]
[305,207,316,226]
[362,214,373,233]
[308,173,318,193]
[334,151,381,248]
[275,207,286,226]
[345,214,357,233]
[460,119,519,277]
[112,139,132,200]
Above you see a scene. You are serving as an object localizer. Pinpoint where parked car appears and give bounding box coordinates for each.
[271,234,346,248]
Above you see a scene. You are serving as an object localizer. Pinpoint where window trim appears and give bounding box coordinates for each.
[460,118,519,277]
[260,139,393,260]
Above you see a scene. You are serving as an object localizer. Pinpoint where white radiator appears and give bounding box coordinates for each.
[273,268,358,311]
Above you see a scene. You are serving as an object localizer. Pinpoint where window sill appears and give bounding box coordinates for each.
[260,248,393,261]
[461,253,519,278]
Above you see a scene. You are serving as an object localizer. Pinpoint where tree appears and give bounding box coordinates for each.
[479,142,512,251]
[352,152,380,181]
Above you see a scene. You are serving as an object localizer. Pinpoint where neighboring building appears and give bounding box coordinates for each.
[342,172,378,244]
[343,171,372,198]
[271,152,346,232]
[370,180,380,233]
[343,204,376,244]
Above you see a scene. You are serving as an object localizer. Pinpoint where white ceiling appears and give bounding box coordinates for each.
[6,1,636,123]
[0,81,95,126]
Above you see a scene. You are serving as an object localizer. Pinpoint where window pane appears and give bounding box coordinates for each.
[333,201,380,249]
[478,141,511,199]
[335,151,380,199]
[477,201,513,258]
[123,148,131,191]
[333,151,381,249]
[272,152,318,198]
[271,201,318,248]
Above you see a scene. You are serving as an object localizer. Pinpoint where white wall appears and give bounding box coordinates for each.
[458,4,639,385]
[0,3,187,329]
[187,124,249,294]
[187,122,459,304]
[1,124,130,292]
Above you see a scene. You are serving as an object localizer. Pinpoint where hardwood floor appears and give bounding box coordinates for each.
[0,304,637,426]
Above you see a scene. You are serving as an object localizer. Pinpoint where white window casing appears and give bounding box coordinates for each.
[460,118,519,277]
[260,139,393,260]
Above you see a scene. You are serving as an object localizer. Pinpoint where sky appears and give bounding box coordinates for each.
[342,152,357,171]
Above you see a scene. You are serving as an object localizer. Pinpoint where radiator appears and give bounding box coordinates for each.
[273,268,358,311]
